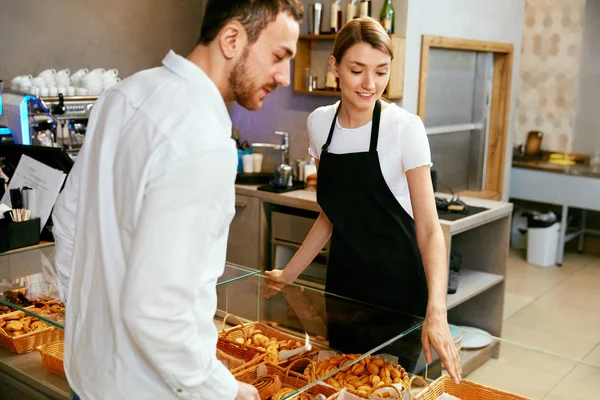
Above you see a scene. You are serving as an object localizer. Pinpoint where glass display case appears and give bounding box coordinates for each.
[0,246,598,400]
[0,247,259,330]
[216,274,600,400]
[0,245,258,400]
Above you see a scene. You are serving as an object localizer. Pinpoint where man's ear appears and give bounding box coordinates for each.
[218,20,248,60]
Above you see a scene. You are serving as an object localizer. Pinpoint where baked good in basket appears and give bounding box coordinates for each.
[220,315,309,364]
[0,312,50,336]
[2,290,33,307]
[305,354,409,398]
[272,387,313,400]
[249,374,282,400]
[0,303,18,316]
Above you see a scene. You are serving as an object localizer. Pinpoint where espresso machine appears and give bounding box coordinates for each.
[2,91,97,155]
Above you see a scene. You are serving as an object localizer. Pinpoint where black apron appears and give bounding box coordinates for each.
[317,100,428,369]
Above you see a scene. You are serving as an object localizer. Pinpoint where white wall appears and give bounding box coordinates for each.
[403,0,525,200]
[572,0,600,155]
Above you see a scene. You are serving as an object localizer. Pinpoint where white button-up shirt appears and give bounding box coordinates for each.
[52,51,239,400]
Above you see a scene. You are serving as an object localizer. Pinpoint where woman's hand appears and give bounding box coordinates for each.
[421,307,462,384]
[262,269,294,299]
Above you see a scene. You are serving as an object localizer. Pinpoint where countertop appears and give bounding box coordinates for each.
[235,185,513,235]
[512,156,600,179]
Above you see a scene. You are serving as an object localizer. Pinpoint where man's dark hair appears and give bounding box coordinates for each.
[198,0,304,45]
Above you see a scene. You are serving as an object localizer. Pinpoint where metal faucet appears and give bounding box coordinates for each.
[251,131,290,166]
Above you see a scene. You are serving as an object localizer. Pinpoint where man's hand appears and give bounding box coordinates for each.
[235,382,260,400]
[421,308,462,384]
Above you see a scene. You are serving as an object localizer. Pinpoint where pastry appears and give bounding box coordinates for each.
[307,355,410,397]
[5,320,23,332]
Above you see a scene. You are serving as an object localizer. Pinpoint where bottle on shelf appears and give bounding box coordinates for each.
[379,0,395,34]
[330,0,342,33]
[359,0,371,18]
[346,0,358,24]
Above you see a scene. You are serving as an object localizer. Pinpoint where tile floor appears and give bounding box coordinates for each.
[467,249,600,399]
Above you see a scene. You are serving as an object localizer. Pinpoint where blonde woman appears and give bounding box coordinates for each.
[265,17,461,382]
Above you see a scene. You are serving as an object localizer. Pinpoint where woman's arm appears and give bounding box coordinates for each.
[406,165,462,383]
[265,161,333,283]
[407,166,448,312]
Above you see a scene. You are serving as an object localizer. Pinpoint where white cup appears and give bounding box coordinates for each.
[84,74,103,94]
[57,86,67,95]
[76,87,89,96]
[103,77,121,90]
[242,154,255,173]
[66,86,76,96]
[31,87,40,97]
[70,68,89,86]
[19,84,32,94]
[38,69,55,78]
[44,75,57,87]
[13,75,33,86]
[32,76,47,88]
[103,68,119,78]
[56,69,70,78]
[71,68,89,78]
[40,87,49,97]
[56,77,70,87]
[88,68,105,77]
[252,153,263,173]
[49,87,58,96]
[87,84,103,95]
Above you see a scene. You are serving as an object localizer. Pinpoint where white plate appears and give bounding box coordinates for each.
[458,326,494,349]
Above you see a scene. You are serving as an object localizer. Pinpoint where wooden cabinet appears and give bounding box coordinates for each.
[293,34,406,99]
[226,194,261,269]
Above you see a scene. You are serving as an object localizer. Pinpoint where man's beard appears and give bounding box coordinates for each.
[229,47,260,110]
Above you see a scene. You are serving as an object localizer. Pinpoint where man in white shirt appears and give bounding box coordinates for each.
[51,1,302,399]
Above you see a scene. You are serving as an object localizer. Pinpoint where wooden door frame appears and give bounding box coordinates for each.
[417,35,514,200]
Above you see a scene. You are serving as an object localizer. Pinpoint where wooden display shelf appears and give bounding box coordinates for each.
[447,269,504,310]
[294,34,406,99]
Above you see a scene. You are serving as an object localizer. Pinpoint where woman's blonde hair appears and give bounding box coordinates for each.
[332,17,393,64]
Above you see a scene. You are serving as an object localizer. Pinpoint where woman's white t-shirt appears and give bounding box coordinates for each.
[308,101,432,218]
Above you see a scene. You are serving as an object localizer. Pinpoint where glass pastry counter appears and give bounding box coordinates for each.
[0,246,598,400]
[0,245,258,400]
[0,247,259,330]
[216,273,600,400]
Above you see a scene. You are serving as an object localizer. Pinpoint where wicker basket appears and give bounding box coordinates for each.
[324,384,405,400]
[415,375,531,400]
[218,336,266,363]
[235,362,337,399]
[219,314,319,371]
[37,341,65,378]
[0,311,64,354]
[219,314,304,348]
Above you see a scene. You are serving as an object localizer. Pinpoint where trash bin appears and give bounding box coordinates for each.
[510,205,529,250]
[526,211,560,267]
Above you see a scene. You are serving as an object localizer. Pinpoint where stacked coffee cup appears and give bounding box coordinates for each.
[10,67,121,97]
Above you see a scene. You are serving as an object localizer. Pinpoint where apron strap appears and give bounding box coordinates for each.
[322,103,342,153]
[369,99,382,153]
